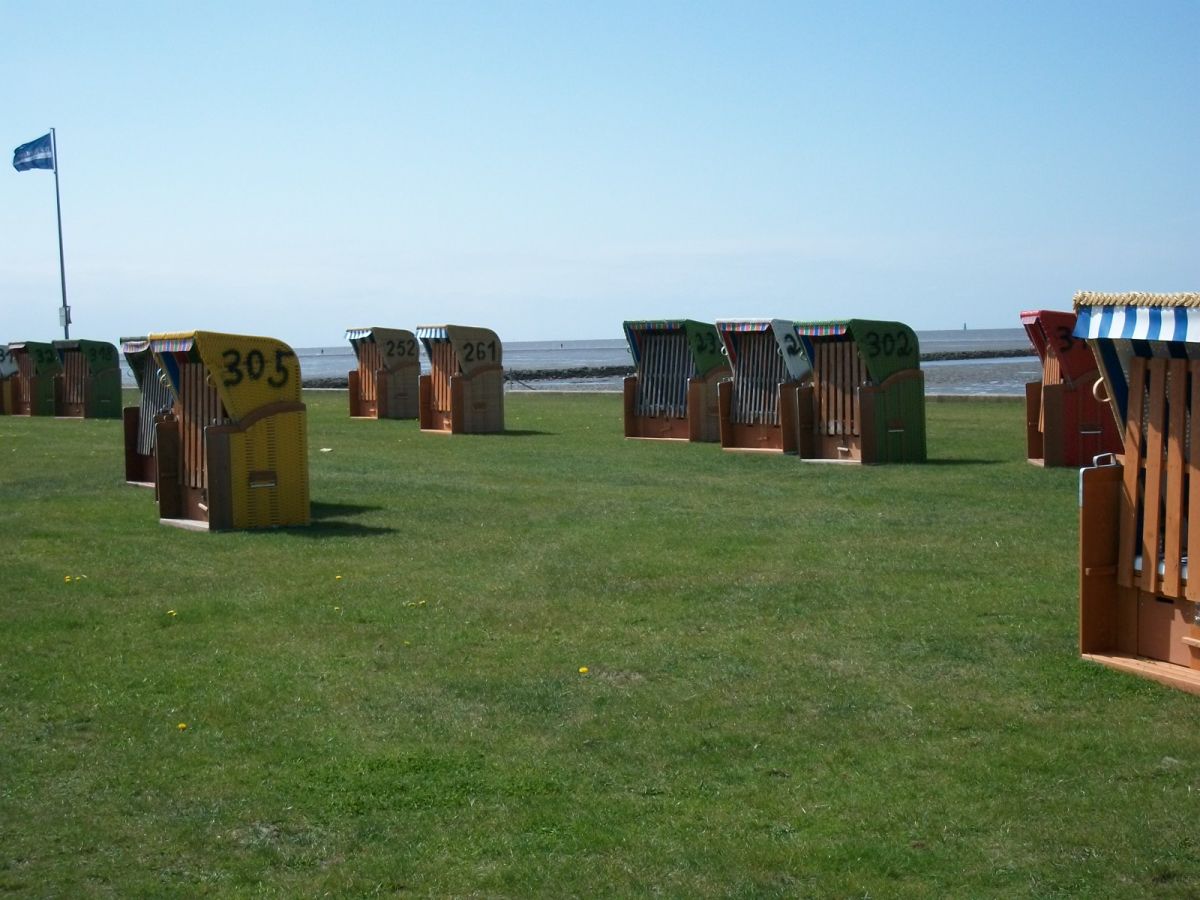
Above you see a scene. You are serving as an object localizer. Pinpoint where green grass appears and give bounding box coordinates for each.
[1,393,1198,897]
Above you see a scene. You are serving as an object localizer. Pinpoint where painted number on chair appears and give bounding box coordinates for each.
[1055,326,1076,354]
[384,338,418,359]
[461,341,498,363]
[693,331,720,355]
[862,330,911,358]
[782,334,805,357]
[220,348,296,388]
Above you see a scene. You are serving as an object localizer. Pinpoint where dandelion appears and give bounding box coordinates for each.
[177,722,188,731]
[335,575,342,581]
[64,576,71,583]
[167,610,177,617]
[578,666,589,675]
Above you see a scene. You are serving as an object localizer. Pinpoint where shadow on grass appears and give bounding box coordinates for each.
[310,500,384,520]
[500,429,554,437]
[922,457,1005,466]
[288,520,399,538]
[281,500,400,536]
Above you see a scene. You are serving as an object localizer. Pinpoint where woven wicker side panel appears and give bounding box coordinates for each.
[731,332,787,426]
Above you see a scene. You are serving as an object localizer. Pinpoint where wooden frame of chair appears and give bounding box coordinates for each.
[715,319,807,453]
[346,327,420,419]
[150,331,310,531]
[52,339,122,419]
[6,341,60,416]
[0,344,16,415]
[1020,309,1120,468]
[120,337,172,486]
[791,320,926,464]
[622,320,730,442]
[417,325,505,434]
[1076,291,1200,694]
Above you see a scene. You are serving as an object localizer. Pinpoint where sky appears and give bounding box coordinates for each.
[3,1,1197,347]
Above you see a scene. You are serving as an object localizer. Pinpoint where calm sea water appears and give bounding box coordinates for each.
[121,327,1037,396]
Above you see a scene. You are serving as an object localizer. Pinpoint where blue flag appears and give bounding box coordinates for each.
[13,133,54,171]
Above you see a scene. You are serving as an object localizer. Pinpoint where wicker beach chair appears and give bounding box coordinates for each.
[149,330,310,530]
[417,325,504,434]
[1077,292,1200,693]
[622,320,729,442]
[1020,309,1120,467]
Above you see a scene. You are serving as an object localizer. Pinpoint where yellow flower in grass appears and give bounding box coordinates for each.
[578,666,589,675]
[177,722,188,731]
[64,576,71,583]
[167,610,177,617]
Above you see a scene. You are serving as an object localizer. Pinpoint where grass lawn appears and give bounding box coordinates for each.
[1,392,1198,897]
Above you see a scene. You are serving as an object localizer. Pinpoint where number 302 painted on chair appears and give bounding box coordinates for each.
[220,348,295,388]
[862,330,911,358]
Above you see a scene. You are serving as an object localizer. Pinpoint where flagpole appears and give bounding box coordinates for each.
[50,127,69,340]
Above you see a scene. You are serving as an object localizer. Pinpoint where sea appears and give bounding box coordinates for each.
[122,327,1040,396]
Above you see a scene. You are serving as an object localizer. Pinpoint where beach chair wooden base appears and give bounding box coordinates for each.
[1080,423,1200,695]
[419,368,504,434]
[1081,654,1200,696]
[1026,379,1117,468]
[623,376,720,442]
[717,380,800,453]
[349,369,417,419]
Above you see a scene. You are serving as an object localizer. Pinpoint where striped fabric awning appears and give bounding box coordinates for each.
[1075,305,1200,345]
[716,320,773,333]
[415,326,449,341]
[345,328,374,341]
[794,323,850,337]
[625,320,685,332]
[121,338,150,355]
[151,337,196,353]
[1074,294,1200,424]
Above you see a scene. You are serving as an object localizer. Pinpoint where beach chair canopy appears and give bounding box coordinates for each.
[792,320,920,384]
[149,330,301,420]
[1020,309,1097,383]
[623,320,727,379]
[0,345,16,380]
[120,337,155,389]
[716,319,812,381]
[53,339,119,374]
[416,325,502,373]
[346,327,420,371]
[1073,292,1200,425]
[8,341,61,375]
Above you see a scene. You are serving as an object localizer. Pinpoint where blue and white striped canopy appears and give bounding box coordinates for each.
[1075,305,1200,345]
[1074,293,1200,424]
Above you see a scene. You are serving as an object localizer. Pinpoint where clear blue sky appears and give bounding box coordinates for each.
[4,1,1197,347]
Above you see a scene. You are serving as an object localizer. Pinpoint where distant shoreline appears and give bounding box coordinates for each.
[301,347,1034,388]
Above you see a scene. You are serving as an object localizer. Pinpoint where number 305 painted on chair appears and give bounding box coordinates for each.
[221,348,295,388]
